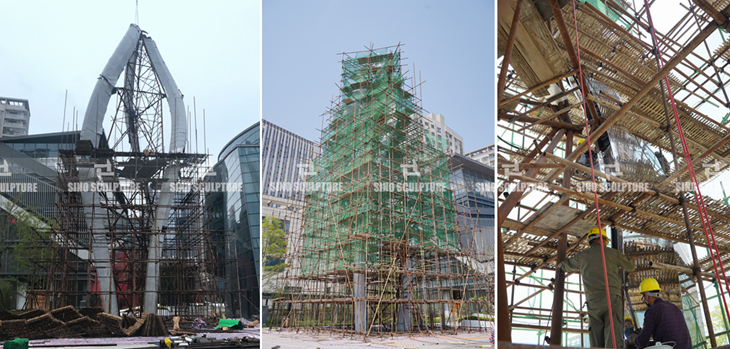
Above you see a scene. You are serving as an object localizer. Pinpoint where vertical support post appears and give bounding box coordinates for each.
[497,0,525,102]
[550,233,567,344]
[684,203,717,348]
[715,280,730,343]
[646,25,719,347]
[634,1,719,342]
[550,129,572,344]
[497,230,511,342]
[616,227,628,349]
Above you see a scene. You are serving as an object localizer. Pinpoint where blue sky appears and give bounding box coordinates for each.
[263,0,495,152]
[0,1,260,161]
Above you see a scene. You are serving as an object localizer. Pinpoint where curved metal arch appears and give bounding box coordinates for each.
[80,24,187,153]
[77,24,187,314]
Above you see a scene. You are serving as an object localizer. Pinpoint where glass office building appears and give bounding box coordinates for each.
[206,122,260,319]
[0,131,81,309]
[450,154,495,263]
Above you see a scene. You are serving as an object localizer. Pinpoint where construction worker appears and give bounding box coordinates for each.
[624,314,641,349]
[576,137,598,164]
[624,314,636,339]
[559,226,636,348]
[630,278,691,349]
[576,138,590,166]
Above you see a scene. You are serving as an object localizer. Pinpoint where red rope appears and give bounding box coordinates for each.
[642,0,730,324]
[570,1,617,348]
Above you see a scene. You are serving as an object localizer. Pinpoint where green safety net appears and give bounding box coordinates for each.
[300,48,458,276]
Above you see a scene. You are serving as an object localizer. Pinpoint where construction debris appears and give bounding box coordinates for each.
[0,306,170,340]
[159,334,260,348]
[50,305,82,322]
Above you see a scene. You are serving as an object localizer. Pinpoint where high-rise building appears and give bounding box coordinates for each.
[260,119,320,322]
[466,144,496,167]
[206,122,260,319]
[261,119,320,202]
[260,120,319,266]
[0,97,31,137]
[260,119,320,246]
[421,113,464,155]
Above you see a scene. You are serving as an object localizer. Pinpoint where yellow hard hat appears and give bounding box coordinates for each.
[624,314,633,323]
[639,277,661,294]
[587,226,609,244]
[577,138,585,145]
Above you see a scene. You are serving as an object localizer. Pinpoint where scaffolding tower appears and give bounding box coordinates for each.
[269,45,492,337]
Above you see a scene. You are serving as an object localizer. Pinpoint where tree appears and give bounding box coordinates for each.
[0,197,58,309]
[262,216,288,284]
[0,210,15,310]
[711,304,730,346]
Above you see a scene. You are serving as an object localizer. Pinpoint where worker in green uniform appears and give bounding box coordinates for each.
[559,227,636,348]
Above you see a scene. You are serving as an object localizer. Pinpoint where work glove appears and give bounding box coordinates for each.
[627,331,639,346]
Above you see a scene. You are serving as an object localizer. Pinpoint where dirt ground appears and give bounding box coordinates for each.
[261,328,494,349]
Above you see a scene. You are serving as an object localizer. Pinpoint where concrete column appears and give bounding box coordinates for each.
[143,230,161,314]
[79,167,118,315]
[144,166,178,314]
[353,251,368,332]
[353,272,367,332]
[397,259,414,331]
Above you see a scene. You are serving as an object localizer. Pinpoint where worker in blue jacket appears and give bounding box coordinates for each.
[629,278,691,349]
